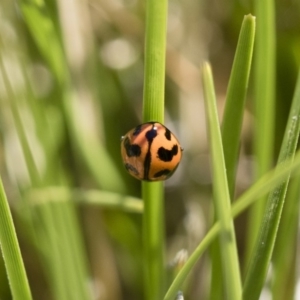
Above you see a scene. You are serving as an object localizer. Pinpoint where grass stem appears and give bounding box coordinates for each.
[142,0,168,299]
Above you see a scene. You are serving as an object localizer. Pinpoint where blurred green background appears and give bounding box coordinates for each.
[0,0,300,299]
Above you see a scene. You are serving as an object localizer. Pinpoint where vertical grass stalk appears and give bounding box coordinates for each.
[142,0,168,299]
[246,0,276,261]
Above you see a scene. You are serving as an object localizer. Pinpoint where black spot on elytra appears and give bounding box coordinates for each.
[153,169,171,178]
[154,163,179,179]
[132,124,142,136]
[157,145,178,162]
[143,124,157,179]
[145,127,157,141]
[124,137,141,157]
[125,163,139,176]
[165,128,171,140]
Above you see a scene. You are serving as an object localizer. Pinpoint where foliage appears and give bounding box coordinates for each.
[0,0,299,299]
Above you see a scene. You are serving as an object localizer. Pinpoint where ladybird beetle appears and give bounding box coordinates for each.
[121,122,182,181]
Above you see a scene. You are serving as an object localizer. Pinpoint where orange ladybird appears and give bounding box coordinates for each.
[121,122,182,181]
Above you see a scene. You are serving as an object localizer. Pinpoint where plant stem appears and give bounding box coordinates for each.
[142,0,168,299]
[143,183,165,300]
[246,0,276,263]
[142,0,167,123]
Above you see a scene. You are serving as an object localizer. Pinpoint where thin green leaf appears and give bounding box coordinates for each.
[210,15,255,299]
[53,201,90,300]
[222,14,256,197]
[0,49,40,187]
[63,90,127,194]
[33,198,91,300]
[2,4,93,297]
[243,68,300,300]
[27,188,143,213]
[202,62,242,300]
[21,0,127,194]
[20,1,67,84]
[164,223,220,300]
[272,175,300,300]
[0,178,32,300]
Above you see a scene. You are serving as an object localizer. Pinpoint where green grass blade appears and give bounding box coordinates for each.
[63,91,127,194]
[222,14,256,197]
[2,5,93,297]
[246,0,276,261]
[210,15,255,299]
[164,149,300,300]
[20,0,67,84]
[0,178,32,300]
[33,197,91,300]
[253,0,276,177]
[208,238,223,300]
[232,155,299,217]
[36,203,70,300]
[272,175,300,300]
[28,188,143,213]
[164,223,220,300]
[52,201,90,300]
[202,62,242,300]
[21,0,127,194]
[0,51,40,187]
[142,0,168,299]
[243,68,300,300]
